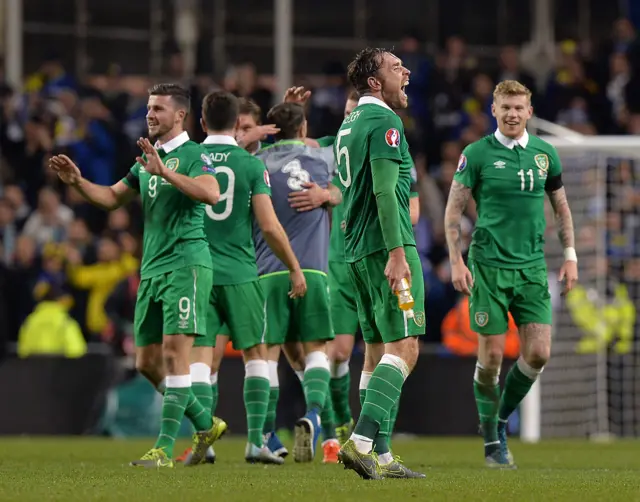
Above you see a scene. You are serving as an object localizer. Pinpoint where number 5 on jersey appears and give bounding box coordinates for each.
[336,128,352,188]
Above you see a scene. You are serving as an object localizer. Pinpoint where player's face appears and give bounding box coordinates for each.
[492,94,532,139]
[238,113,260,151]
[146,95,184,140]
[376,53,410,110]
[344,99,358,118]
[238,113,258,138]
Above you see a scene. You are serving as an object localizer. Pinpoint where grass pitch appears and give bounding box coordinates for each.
[1,436,639,501]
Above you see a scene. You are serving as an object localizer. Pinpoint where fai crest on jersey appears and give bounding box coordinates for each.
[534,154,549,172]
[385,128,401,148]
[165,158,180,171]
[457,154,467,172]
[413,311,426,327]
[475,312,489,327]
[263,170,271,187]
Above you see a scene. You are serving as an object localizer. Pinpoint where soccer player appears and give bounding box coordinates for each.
[49,83,226,468]
[176,98,287,465]
[290,89,421,448]
[255,102,341,463]
[189,90,306,464]
[333,48,426,480]
[444,80,578,468]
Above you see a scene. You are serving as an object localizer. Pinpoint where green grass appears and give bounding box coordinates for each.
[1,437,640,501]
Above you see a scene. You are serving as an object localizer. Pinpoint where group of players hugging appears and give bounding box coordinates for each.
[49,46,578,479]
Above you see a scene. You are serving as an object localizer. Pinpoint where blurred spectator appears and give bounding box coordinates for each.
[65,233,139,337]
[17,285,86,359]
[7,235,39,338]
[24,55,76,96]
[0,198,17,264]
[397,33,432,134]
[22,187,73,248]
[3,184,31,230]
[104,272,140,357]
[66,92,117,186]
[495,46,536,96]
[607,52,631,131]
[224,62,274,123]
[307,62,348,138]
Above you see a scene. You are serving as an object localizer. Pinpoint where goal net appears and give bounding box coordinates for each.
[524,118,640,440]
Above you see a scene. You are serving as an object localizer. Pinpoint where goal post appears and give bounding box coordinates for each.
[518,117,640,441]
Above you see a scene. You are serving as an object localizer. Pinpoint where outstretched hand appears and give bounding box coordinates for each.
[283,86,311,105]
[136,138,167,176]
[49,155,82,185]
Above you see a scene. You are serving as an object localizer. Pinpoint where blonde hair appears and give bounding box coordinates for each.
[493,80,532,102]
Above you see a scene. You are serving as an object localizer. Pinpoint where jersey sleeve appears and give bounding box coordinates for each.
[453,145,480,189]
[122,162,141,192]
[316,136,335,148]
[367,114,404,164]
[188,146,217,178]
[250,157,272,197]
[548,145,563,177]
[410,167,419,198]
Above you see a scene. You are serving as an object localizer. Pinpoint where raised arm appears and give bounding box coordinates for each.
[444,180,472,266]
[49,155,136,211]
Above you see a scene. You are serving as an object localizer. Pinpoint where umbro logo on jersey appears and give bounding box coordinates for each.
[493,161,506,168]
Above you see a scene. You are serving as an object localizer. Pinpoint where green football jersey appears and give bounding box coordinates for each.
[454,130,562,268]
[122,133,215,279]
[334,96,416,263]
[317,136,336,148]
[202,136,271,286]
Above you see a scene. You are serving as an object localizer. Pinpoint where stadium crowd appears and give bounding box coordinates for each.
[1,18,639,357]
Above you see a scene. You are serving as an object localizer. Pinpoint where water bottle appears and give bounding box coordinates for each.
[395,278,415,319]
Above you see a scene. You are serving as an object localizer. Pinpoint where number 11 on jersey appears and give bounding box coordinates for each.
[518,168,533,191]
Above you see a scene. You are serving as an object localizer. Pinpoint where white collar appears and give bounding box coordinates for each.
[494,128,529,149]
[358,96,394,112]
[203,135,238,146]
[156,131,190,153]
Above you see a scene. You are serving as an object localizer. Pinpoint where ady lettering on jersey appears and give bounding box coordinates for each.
[202,137,271,286]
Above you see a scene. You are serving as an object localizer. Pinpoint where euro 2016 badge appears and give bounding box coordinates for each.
[385,128,400,148]
[457,154,467,172]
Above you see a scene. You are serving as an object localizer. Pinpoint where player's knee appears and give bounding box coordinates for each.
[135,348,162,379]
[386,337,419,372]
[331,359,350,379]
[523,343,550,370]
[332,345,351,364]
[474,361,500,386]
[484,346,504,370]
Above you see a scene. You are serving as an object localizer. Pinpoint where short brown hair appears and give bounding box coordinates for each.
[347,47,388,95]
[148,83,191,112]
[347,89,360,102]
[202,91,239,131]
[266,103,305,141]
[493,80,532,102]
[238,98,262,124]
